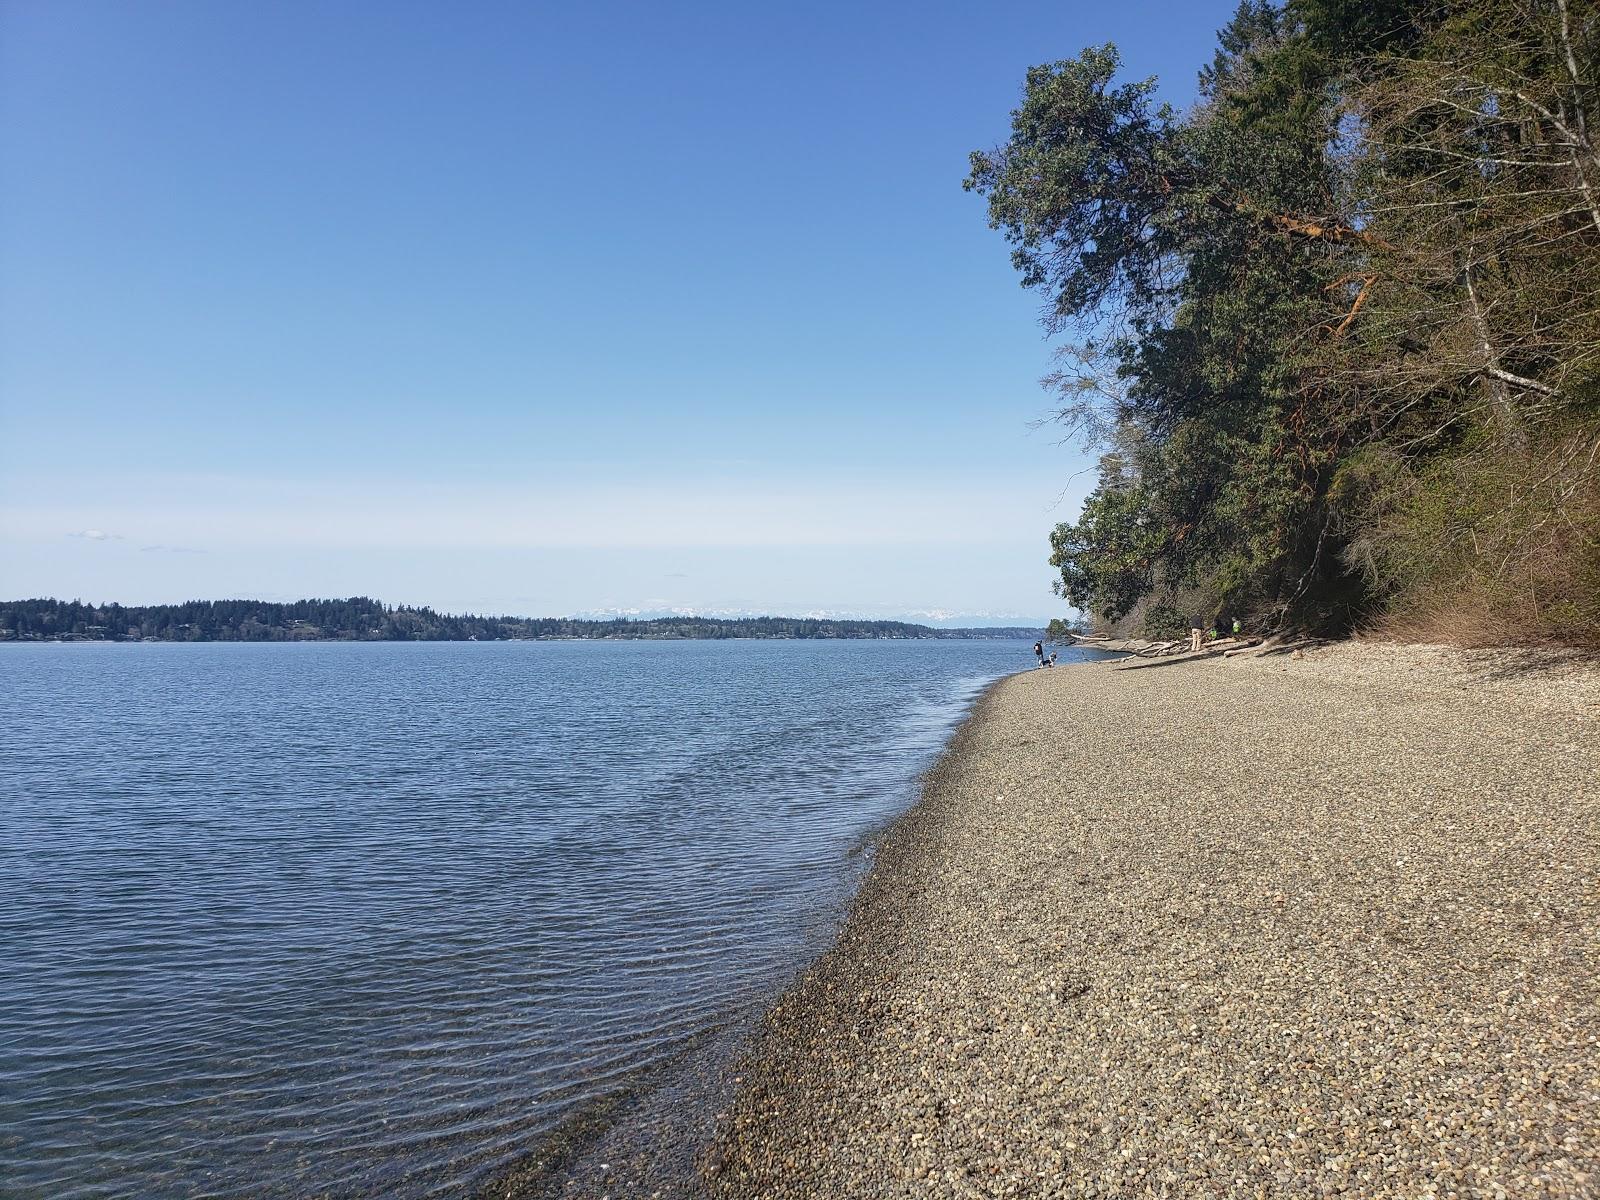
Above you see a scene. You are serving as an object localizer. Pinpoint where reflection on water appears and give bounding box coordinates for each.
[0,638,1086,1198]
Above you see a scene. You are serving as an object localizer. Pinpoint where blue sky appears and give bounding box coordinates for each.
[1,0,1233,622]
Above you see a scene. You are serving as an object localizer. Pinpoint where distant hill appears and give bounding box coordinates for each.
[0,597,1043,642]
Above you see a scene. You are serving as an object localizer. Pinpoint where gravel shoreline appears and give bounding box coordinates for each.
[702,642,1600,1199]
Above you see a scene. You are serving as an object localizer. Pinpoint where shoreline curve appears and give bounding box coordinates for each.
[701,641,1600,1199]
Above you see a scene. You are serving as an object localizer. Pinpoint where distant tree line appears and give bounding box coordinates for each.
[0,598,1041,643]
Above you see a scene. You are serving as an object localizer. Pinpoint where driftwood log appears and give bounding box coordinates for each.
[1135,639,1185,657]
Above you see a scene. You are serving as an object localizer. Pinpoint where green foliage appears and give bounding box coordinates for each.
[1048,482,1162,620]
[977,0,1600,646]
[1043,617,1079,643]
[964,44,1186,331]
[1139,602,1190,640]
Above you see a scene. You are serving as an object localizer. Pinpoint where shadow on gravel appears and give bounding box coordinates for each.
[1113,652,1225,671]
[1461,646,1600,682]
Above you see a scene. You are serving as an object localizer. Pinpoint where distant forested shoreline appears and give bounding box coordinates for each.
[0,598,1041,642]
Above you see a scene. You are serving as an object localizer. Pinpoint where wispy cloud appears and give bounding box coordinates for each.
[68,529,121,541]
[26,472,1057,551]
[139,544,207,554]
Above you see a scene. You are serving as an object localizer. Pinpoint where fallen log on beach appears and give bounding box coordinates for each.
[1134,639,1184,657]
[1074,633,1264,658]
[1114,645,1235,669]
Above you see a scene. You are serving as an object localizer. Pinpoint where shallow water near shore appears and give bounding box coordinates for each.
[0,638,1096,1199]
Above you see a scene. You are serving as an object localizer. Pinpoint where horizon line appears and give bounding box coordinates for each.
[4,595,1060,628]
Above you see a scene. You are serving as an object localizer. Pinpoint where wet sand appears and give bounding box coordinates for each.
[703,642,1600,1198]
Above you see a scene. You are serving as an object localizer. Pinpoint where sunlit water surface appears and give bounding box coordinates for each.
[0,639,1089,1198]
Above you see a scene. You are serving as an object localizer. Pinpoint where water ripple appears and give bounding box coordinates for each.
[0,639,1078,1198]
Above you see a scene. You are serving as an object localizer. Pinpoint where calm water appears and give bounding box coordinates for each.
[0,639,1080,1198]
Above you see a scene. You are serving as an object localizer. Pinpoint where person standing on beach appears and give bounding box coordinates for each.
[1189,616,1204,654]
[1034,640,1045,667]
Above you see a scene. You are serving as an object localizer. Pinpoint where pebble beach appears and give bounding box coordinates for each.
[702,642,1600,1199]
